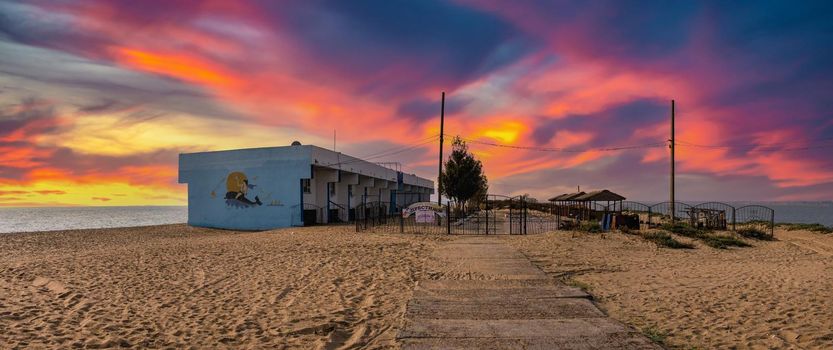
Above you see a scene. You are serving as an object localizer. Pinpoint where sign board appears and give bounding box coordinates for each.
[415,208,435,223]
[402,202,445,224]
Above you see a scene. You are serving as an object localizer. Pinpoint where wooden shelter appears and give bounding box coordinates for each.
[574,190,626,213]
[548,189,626,222]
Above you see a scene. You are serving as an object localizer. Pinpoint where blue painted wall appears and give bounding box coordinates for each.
[179,146,312,230]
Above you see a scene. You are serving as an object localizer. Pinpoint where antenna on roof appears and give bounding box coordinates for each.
[376,162,402,172]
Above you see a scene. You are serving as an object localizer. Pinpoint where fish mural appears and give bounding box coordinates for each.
[224,171,262,208]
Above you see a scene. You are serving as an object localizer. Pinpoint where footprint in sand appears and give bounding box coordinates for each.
[787,239,833,256]
[31,276,68,294]
[193,268,206,288]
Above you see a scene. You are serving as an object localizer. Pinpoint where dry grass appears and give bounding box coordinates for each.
[507,229,833,349]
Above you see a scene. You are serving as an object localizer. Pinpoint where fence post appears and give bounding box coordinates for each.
[732,207,737,231]
[446,205,451,234]
[557,210,561,231]
[400,208,404,234]
[485,202,489,235]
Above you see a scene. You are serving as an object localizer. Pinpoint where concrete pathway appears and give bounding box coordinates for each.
[398,236,660,349]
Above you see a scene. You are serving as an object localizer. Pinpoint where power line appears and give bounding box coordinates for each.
[319,135,439,168]
[441,133,833,154]
[448,134,666,153]
[318,129,830,172]
[676,142,833,152]
[677,135,833,149]
[356,135,439,160]
[362,137,439,161]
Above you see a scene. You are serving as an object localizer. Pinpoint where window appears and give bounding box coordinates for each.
[348,185,353,197]
[301,179,311,194]
[328,182,336,196]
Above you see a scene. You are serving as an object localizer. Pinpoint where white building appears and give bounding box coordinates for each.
[179,142,434,230]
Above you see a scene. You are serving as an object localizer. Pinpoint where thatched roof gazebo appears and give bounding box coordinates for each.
[573,190,626,202]
[547,191,585,202]
[548,189,626,222]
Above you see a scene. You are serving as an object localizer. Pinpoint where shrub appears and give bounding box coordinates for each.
[660,223,706,238]
[700,234,751,249]
[580,222,602,233]
[566,279,592,291]
[777,223,832,234]
[642,326,667,345]
[737,227,774,240]
[659,223,752,249]
[559,220,578,230]
[642,231,694,249]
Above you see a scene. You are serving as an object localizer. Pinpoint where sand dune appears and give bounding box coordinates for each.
[507,229,833,349]
[0,224,446,348]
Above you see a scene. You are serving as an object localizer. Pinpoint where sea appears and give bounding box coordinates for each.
[726,201,833,227]
[0,206,188,234]
[0,202,830,234]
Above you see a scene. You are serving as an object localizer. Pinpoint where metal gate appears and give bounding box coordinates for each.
[355,194,559,235]
[447,195,527,235]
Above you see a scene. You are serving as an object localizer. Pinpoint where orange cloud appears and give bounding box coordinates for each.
[0,146,52,168]
[114,48,241,88]
[34,190,67,195]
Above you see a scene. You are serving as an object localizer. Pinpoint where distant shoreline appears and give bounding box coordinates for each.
[2,222,831,236]
[0,205,187,209]
[1,203,830,234]
[0,223,188,236]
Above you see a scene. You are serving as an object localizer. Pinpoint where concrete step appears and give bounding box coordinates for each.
[405,297,604,319]
[399,318,660,349]
[398,238,660,349]
[416,279,589,298]
[400,334,660,350]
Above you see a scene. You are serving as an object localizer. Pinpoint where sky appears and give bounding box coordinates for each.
[1,0,832,206]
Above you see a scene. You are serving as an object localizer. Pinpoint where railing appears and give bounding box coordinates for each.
[355,198,776,238]
[290,203,323,227]
[552,200,775,237]
[356,195,559,235]
[327,200,349,223]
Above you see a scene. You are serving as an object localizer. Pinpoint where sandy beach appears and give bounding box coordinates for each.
[3,225,833,349]
[0,224,447,349]
[508,229,833,349]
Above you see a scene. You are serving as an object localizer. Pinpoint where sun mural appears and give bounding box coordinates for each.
[222,171,262,208]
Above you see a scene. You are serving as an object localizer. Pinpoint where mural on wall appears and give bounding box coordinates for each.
[223,171,262,208]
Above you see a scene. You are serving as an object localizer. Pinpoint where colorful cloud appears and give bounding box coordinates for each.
[1,0,832,206]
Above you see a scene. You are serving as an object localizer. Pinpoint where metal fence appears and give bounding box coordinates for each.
[353,197,775,237]
[735,205,776,235]
[355,194,559,235]
[611,201,773,236]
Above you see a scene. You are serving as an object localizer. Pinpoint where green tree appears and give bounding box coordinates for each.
[440,136,488,214]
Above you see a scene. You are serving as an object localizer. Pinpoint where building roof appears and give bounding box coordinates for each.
[548,191,585,201]
[574,190,626,201]
[549,190,626,202]
[548,194,566,201]
[179,144,434,189]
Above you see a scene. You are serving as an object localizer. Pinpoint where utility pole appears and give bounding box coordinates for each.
[333,129,336,151]
[438,92,445,205]
[670,100,676,224]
